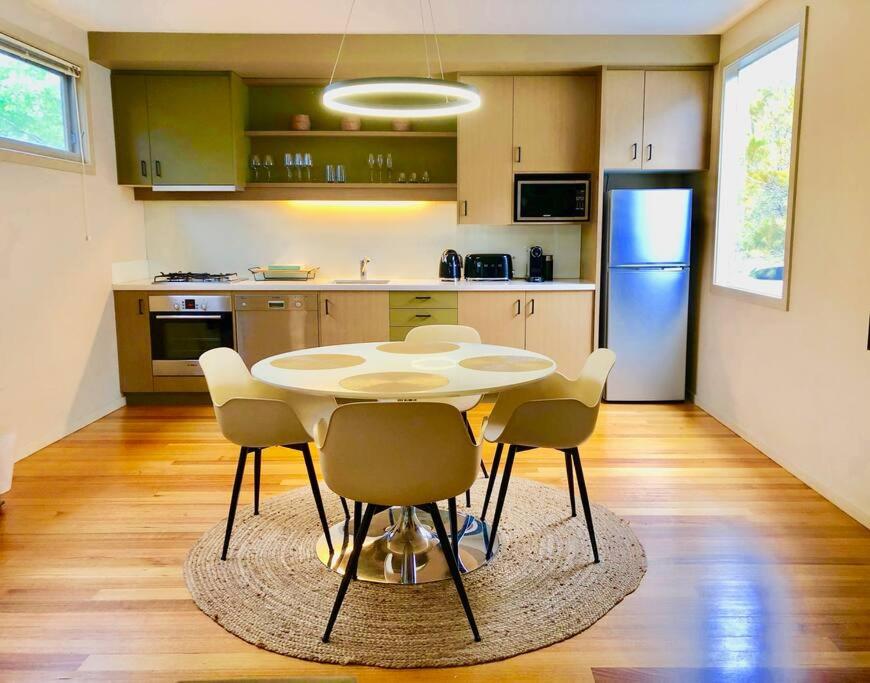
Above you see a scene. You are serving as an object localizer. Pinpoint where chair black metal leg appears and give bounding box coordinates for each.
[448,497,459,560]
[221,446,249,561]
[465,489,471,507]
[461,411,475,441]
[564,450,576,517]
[323,503,375,643]
[352,500,363,579]
[479,460,489,479]
[300,443,334,555]
[253,448,262,515]
[340,496,350,520]
[480,442,503,521]
[486,445,515,560]
[570,448,599,563]
[424,502,481,642]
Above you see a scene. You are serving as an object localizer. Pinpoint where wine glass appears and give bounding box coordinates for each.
[284,153,294,180]
[386,153,393,182]
[367,153,375,182]
[336,164,346,183]
[303,152,312,181]
[263,154,274,181]
[422,170,430,183]
[376,153,384,182]
[294,153,303,181]
[250,154,261,181]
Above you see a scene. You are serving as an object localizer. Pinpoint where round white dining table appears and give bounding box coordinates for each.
[251,340,556,585]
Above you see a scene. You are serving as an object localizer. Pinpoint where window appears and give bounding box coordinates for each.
[714,24,803,303]
[0,32,83,161]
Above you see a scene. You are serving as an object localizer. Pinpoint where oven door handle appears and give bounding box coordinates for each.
[153,314,224,320]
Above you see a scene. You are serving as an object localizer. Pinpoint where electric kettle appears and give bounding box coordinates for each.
[439,249,462,281]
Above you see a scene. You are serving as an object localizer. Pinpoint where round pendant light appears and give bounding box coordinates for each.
[323,77,480,118]
[322,0,480,119]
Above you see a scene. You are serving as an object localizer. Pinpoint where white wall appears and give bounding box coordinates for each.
[143,201,583,281]
[695,0,870,525]
[0,1,147,485]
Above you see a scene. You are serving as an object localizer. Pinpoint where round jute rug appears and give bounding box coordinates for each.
[184,477,646,668]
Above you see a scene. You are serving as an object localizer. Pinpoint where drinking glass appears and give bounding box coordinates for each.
[376,153,384,182]
[284,153,294,180]
[397,171,406,183]
[263,154,274,181]
[421,170,430,183]
[367,153,375,182]
[386,153,393,182]
[409,172,417,183]
[294,153,304,181]
[303,152,312,181]
[325,164,335,183]
[250,154,261,181]
[336,164,346,183]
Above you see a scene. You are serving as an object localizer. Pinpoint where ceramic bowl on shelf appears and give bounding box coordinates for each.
[391,118,411,131]
[291,114,311,131]
[340,116,362,131]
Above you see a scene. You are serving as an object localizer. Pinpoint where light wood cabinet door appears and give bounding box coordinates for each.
[641,70,711,171]
[601,70,645,170]
[111,74,152,186]
[513,75,598,172]
[524,291,594,379]
[319,292,389,346]
[458,292,525,349]
[146,74,238,186]
[457,76,514,225]
[113,291,153,393]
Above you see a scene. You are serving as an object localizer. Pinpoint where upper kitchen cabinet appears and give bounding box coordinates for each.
[457,76,514,225]
[513,75,598,172]
[111,72,248,188]
[602,69,711,171]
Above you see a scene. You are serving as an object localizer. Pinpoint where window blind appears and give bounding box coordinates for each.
[0,31,81,78]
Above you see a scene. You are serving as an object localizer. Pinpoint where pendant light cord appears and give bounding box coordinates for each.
[329,0,357,85]
[427,0,445,80]
[419,0,431,78]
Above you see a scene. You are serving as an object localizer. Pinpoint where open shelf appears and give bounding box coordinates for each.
[133,183,457,202]
[246,130,457,138]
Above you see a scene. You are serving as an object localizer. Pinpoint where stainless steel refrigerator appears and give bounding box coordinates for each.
[603,189,692,401]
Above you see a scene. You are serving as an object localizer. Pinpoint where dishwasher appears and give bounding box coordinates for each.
[234,293,319,367]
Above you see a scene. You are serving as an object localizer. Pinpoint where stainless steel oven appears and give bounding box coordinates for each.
[149,295,233,376]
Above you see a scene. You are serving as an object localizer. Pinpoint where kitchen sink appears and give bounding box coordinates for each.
[331,279,391,284]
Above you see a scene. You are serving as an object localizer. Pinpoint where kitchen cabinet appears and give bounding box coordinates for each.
[111,72,248,188]
[513,75,598,173]
[235,293,319,367]
[458,292,526,349]
[457,76,514,225]
[110,74,151,185]
[113,291,153,393]
[602,69,711,171]
[524,291,594,379]
[319,292,389,346]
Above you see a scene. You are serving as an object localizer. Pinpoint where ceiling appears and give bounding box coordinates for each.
[30,0,765,35]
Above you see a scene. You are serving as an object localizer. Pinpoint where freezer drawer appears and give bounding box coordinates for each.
[234,294,319,367]
[604,267,689,401]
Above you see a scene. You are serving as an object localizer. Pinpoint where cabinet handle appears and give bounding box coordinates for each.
[140,160,147,177]
[137,298,144,315]
[514,146,522,163]
[155,160,162,177]
[631,143,638,160]
[529,298,535,315]
[415,313,432,319]
[462,200,468,217]
[514,299,521,316]
[324,298,330,315]
[414,295,432,300]
[646,144,653,161]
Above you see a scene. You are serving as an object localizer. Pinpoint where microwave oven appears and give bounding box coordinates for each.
[514,173,591,222]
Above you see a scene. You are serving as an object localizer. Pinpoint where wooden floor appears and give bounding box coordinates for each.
[1,402,868,682]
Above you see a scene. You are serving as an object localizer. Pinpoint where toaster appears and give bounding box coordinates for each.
[464,253,513,281]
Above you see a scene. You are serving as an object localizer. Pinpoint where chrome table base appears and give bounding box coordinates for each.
[315,505,498,584]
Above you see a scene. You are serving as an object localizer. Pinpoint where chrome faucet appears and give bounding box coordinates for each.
[360,257,370,280]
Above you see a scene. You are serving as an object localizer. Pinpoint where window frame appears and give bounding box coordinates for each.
[0,23,93,173]
[711,9,808,311]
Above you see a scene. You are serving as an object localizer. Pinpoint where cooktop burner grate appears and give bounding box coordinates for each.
[152,271,238,284]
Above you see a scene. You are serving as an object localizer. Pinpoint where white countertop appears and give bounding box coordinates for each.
[112,277,596,292]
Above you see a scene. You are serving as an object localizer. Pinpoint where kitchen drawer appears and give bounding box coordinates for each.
[235,293,317,311]
[388,291,458,309]
[389,308,458,327]
[390,326,416,341]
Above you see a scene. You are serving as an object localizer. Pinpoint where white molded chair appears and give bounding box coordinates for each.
[200,347,342,560]
[316,401,482,643]
[480,348,616,562]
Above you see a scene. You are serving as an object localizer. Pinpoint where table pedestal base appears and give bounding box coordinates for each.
[315,505,498,584]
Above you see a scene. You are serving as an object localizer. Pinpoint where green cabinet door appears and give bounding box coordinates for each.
[111,73,152,186]
[146,74,238,186]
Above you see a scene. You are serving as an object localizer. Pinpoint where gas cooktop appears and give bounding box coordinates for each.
[152,271,239,284]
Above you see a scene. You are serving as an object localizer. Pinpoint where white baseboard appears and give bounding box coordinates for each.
[693,393,869,529]
[13,395,127,464]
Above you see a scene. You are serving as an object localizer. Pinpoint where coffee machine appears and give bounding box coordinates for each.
[527,246,547,282]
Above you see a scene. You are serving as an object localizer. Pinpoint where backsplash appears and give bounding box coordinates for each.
[142,201,582,281]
